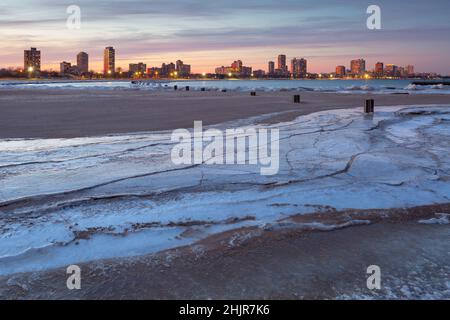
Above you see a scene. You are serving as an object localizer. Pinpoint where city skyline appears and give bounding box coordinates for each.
[19,46,427,78]
[0,0,449,74]
[7,42,444,77]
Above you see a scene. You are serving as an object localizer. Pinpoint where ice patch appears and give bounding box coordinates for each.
[418,213,450,225]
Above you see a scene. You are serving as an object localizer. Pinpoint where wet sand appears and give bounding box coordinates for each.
[0,89,449,138]
[1,204,449,300]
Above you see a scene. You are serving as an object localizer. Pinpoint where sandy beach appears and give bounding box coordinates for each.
[0,89,449,300]
[1,204,449,300]
[0,89,449,138]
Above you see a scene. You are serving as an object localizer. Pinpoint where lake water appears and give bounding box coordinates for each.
[0,79,449,94]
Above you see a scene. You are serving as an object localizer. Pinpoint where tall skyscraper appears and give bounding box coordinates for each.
[278,54,287,72]
[103,47,115,75]
[24,47,41,72]
[290,58,297,76]
[375,62,384,76]
[268,61,275,75]
[350,59,366,76]
[298,58,307,78]
[291,58,307,78]
[336,65,346,77]
[77,52,89,74]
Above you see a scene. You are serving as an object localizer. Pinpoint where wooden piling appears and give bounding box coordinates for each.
[364,99,375,113]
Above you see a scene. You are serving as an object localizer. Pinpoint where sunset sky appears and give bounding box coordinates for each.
[0,0,449,74]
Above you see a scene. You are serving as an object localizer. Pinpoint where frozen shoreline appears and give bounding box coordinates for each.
[0,104,449,276]
[1,217,449,300]
[1,79,450,94]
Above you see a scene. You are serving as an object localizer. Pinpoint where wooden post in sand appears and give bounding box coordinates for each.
[222,89,227,92]
[185,86,190,91]
[364,99,375,113]
[251,91,256,96]
[174,85,178,91]
[201,88,206,92]
[293,95,301,103]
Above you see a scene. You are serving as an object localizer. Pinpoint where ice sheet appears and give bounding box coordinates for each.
[1,105,449,275]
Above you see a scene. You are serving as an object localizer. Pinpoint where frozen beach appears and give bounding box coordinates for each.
[0,103,449,286]
[1,79,450,95]
[0,86,449,299]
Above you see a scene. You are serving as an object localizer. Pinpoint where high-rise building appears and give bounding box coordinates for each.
[398,67,408,78]
[215,66,233,75]
[147,67,161,78]
[103,47,115,75]
[278,54,287,73]
[375,62,384,76]
[298,58,307,78]
[350,59,366,76]
[253,70,266,78]
[241,66,252,77]
[176,60,191,77]
[60,61,72,74]
[77,52,89,74]
[176,60,183,73]
[231,60,243,72]
[335,66,346,77]
[268,61,275,75]
[291,58,307,78]
[407,65,415,76]
[161,62,176,77]
[290,58,297,76]
[24,47,41,72]
[385,64,398,77]
[129,63,147,76]
[215,60,251,77]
